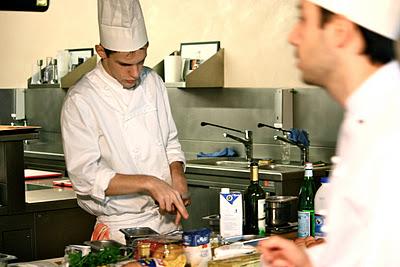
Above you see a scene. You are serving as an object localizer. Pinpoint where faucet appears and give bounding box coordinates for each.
[201,121,254,162]
[274,135,309,165]
[223,130,253,162]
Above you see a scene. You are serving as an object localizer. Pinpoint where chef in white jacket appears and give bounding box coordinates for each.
[259,0,400,266]
[61,0,189,244]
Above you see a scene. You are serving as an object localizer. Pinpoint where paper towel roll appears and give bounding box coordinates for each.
[164,55,182,83]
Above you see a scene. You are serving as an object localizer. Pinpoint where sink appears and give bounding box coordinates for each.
[186,157,305,171]
[215,160,250,168]
[187,157,249,167]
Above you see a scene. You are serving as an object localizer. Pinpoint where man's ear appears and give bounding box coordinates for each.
[328,15,359,50]
[95,44,108,59]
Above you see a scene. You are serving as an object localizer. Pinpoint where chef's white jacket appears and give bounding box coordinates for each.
[307,61,400,266]
[61,62,185,242]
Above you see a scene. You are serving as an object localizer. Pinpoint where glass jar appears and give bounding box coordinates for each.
[134,238,186,267]
[152,239,186,267]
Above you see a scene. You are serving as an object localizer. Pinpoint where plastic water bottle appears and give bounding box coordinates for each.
[315,176,330,238]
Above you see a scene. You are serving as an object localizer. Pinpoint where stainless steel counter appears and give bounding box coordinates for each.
[25,178,76,204]
[186,158,330,182]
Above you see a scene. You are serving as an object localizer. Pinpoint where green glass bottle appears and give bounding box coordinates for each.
[244,162,266,236]
[297,162,316,237]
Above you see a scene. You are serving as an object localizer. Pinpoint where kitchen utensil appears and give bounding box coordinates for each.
[265,196,297,227]
[120,227,159,247]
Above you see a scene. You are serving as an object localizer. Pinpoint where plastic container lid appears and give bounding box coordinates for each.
[320,177,329,183]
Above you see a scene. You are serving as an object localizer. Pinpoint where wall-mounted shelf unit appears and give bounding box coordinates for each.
[27,55,97,89]
[153,49,224,88]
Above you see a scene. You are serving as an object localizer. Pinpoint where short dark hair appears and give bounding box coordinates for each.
[101,42,149,57]
[319,7,395,64]
[103,48,116,57]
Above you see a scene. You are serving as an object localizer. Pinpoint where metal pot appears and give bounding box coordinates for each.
[265,196,297,227]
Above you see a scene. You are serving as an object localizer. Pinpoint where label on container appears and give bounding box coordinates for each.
[220,192,243,238]
[315,213,325,238]
[183,228,212,266]
[183,228,211,246]
[298,210,314,237]
[137,259,166,266]
[257,199,266,236]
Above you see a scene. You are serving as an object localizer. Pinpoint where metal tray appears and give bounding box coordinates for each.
[120,227,160,247]
[119,227,159,239]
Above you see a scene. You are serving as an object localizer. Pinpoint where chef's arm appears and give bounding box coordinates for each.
[170,161,190,201]
[169,161,190,224]
[105,173,189,222]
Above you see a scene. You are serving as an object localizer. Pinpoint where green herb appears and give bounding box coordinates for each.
[67,246,129,267]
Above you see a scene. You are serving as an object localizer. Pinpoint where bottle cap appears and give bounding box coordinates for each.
[320,177,329,183]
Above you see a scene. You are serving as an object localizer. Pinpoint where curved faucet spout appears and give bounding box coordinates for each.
[224,130,253,161]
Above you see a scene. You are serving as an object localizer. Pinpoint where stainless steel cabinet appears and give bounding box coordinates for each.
[182,173,268,231]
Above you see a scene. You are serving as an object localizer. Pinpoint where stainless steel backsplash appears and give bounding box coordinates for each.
[23,86,343,163]
[168,87,343,162]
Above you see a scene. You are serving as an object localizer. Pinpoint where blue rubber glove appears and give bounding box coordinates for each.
[197,147,238,158]
[288,128,310,147]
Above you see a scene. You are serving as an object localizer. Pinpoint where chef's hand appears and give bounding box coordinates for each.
[294,236,325,249]
[170,161,191,224]
[146,176,189,223]
[258,236,313,267]
[172,192,191,225]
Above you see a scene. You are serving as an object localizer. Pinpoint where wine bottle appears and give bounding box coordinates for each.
[298,162,316,237]
[243,161,266,236]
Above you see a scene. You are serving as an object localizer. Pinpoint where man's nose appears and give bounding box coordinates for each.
[288,24,299,46]
[128,65,140,78]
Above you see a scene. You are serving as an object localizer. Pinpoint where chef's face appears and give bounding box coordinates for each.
[96,44,148,89]
[288,0,334,87]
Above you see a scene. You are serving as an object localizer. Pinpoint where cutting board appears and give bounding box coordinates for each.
[25,169,63,179]
[0,125,40,135]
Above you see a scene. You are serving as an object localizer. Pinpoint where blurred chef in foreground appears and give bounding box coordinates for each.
[61,0,189,244]
[259,0,400,266]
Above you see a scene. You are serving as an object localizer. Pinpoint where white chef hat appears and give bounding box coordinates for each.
[308,0,400,40]
[98,0,148,52]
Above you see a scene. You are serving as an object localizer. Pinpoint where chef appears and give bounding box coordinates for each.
[259,0,400,266]
[61,0,189,244]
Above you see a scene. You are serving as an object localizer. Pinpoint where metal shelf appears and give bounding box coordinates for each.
[154,49,224,88]
[28,55,97,89]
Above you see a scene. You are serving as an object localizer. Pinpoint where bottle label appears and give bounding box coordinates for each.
[315,213,325,237]
[298,210,314,237]
[257,199,266,235]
